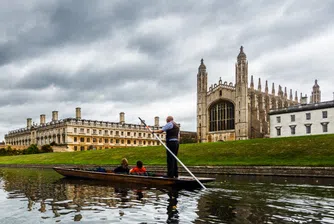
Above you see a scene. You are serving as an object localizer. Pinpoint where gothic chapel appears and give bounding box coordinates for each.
[196,46,321,142]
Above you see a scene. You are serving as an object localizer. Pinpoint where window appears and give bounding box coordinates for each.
[143,133,146,137]
[323,111,328,119]
[80,146,85,151]
[321,122,328,133]
[74,128,77,133]
[104,138,108,143]
[99,130,102,135]
[74,146,77,151]
[105,130,108,135]
[110,139,113,143]
[99,138,102,143]
[276,128,281,136]
[121,132,124,136]
[139,133,142,137]
[276,116,281,123]
[87,129,90,134]
[80,128,84,133]
[306,125,311,134]
[80,137,84,142]
[93,129,97,134]
[134,140,136,144]
[291,115,295,122]
[219,90,222,96]
[127,132,130,136]
[143,141,146,145]
[93,138,97,143]
[116,139,119,144]
[134,133,136,137]
[306,113,311,120]
[74,137,77,142]
[116,131,119,135]
[209,100,235,131]
[110,131,113,135]
[121,140,124,144]
[87,138,91,142]
[127,140,131,144]
[290,125,296,135]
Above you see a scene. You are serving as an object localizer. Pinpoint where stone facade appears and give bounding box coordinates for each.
[197,46,319,142]
[4,108,166,151]
[269,99,333,138]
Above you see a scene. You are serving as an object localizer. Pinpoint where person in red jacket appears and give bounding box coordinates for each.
[130,160,147,175]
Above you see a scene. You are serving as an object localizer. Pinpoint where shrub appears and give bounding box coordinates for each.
[26,144,39,154]
[41,144,53,153]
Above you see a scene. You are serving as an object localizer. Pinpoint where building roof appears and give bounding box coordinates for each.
[269,100,334,115]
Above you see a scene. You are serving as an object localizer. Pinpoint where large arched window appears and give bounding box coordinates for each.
[209,100,235,131]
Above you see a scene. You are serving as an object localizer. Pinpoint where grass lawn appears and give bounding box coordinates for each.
[1,134,334,166]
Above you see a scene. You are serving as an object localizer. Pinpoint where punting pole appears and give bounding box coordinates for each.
[138,117,206,190]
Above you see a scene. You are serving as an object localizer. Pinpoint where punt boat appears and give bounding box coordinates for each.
[53,167,215,188]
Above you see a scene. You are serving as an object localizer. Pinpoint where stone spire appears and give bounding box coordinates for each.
[237,46,247,61]
[258,78,262,91]
[199,58,206,71]
[284,87,287,98]
[250,75,254,89]
[272,83,275,95]
[278,85,283,97]
[310,79,321,103]
[300,92,302,103]
[295,91,298,102]
[265,80,268,94]
[289,89,293,100]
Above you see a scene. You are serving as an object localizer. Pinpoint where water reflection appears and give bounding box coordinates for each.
[0,168,334,223]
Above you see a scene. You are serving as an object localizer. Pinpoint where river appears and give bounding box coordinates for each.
[0,168,333,223]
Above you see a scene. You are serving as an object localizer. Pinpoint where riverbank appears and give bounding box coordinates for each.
[1,164,334,178]
[1,134,334,166]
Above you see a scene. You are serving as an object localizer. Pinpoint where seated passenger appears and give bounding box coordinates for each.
[130,160,147,175]
[113,158,130,174]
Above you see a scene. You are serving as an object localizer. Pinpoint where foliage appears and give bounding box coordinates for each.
[0,134,333,166]
[41,144,53,153]
[25,144,39,154]
[0,144,54,156]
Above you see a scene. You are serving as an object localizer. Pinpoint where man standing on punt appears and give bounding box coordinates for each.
[152,116,180,178]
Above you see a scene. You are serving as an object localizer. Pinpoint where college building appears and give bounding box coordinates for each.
[196,46,312,142]
[4,108,166,151]
[269,96,333,138]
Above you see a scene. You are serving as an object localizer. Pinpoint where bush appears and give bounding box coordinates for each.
[26,144,39,154]
[41,144,53,153]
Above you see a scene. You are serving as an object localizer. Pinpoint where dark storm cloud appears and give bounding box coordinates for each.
[1,0,334,139]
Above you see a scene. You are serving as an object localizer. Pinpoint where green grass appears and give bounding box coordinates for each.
[1,134,334,166]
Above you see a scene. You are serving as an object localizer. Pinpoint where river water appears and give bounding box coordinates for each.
[0,168,333,224]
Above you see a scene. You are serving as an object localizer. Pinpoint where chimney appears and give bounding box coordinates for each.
[40,114,46,125]
[76,107,81,119]
[27,118,32,128]
[52,111,58,121]
[154,116,160,127]
[119,112,125,124]
[300,95,308,105]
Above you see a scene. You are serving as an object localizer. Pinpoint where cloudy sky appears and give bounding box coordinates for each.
[1,0,334,140]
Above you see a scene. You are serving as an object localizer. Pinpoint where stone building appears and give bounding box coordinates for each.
[4,108,166,151]
[269,98,332,138]
[197,46,319,142]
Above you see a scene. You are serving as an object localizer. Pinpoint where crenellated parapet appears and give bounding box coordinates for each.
[208,77,235,95]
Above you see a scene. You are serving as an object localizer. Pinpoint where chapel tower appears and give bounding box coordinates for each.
[310,79,321,103]
[197,59,208,142]
[235,46,249,140]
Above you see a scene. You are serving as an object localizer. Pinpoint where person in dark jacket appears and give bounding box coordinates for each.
[152,116,180,178]
[113,158,130,174]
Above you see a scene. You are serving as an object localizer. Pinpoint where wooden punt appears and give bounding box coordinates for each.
[53,167,215,188]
